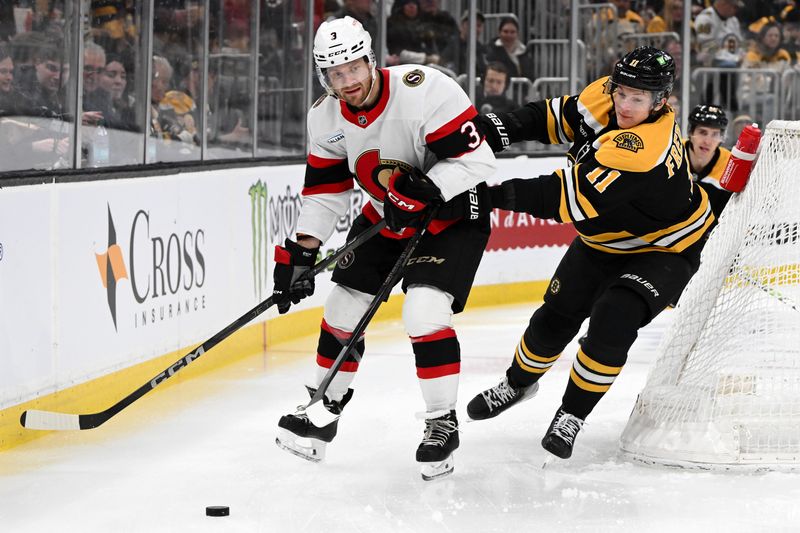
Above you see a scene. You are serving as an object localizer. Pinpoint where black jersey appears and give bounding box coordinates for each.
[685,140,733,219]
[496,76,715,254]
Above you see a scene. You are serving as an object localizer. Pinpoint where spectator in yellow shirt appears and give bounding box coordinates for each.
[647,0,687,34]
[739,21,791,104]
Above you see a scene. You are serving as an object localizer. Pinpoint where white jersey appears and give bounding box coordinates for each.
[694,7,744,66]
[296,64,496,242]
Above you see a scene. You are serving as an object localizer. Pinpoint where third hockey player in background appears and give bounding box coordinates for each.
[685,104,733,219]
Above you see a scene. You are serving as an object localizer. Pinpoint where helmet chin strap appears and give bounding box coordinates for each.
[355,66,378,107]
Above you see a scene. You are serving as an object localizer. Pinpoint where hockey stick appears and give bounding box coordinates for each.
[304,207,439,428]
[20,220,387,431]
[735,267,800,313]
[727,247,800,313]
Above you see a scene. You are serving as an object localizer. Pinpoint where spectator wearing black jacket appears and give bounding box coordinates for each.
[442,10,487,76]
[486,15,531,79]
[418,0,459,57]
[25,41,69,117]
[100,53,136,131]
[386,0,439,65]
[0,43,21,116]
[476,62,516,114]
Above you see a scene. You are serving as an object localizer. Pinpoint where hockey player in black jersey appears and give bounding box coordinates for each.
[685,104,733,219]
[272,16,496,480]
[467,46,716,459]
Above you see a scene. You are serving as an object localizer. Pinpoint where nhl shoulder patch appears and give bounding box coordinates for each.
[402,69,425,87]
[613,131,644,153]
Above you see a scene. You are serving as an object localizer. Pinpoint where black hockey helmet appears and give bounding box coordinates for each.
[688,104,728,133]
[608,46,675,102]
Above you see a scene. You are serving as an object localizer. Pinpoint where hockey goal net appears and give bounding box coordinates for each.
[620,120,800,469]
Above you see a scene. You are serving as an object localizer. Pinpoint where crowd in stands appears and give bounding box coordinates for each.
[0,0,264,169]
[385,0,800,133]
[598,0,800,126]
[1,0,799,171]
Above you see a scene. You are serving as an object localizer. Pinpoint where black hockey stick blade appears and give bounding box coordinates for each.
[20,220,387,431]
[304,208,439,427]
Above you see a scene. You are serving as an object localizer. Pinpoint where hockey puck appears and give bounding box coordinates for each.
[205,506,230,517]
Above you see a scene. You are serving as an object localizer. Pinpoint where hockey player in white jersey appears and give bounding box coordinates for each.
[273,16,496,480]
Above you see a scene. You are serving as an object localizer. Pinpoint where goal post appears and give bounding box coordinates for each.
[620,120,800,469]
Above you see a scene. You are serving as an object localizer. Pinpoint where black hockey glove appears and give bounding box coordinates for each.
[488,181,516,211]
[273,238,319,314]
[437,182,493,222]
[473,112,512,153]
[384,168,442,232]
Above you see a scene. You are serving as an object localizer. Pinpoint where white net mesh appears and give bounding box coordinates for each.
[620,120,800,468]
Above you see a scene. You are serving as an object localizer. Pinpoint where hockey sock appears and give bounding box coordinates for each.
[507,331,561,388]
[562,346,623,420]
[507,304,582,387]
[412,327,460,412]
[314,319,365,403]
[561,287,647,419]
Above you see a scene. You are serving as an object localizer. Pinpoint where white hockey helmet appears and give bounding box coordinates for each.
[313,16,376,97]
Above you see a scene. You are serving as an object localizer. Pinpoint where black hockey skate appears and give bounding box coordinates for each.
[541,407,584,459]
[416,410,459,481]
[275,387,353,463]
[466,376,539,421]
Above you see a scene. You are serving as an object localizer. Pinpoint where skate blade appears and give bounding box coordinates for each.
[420,455,455,481]
[275,430,326,463]
[304,400,341,428]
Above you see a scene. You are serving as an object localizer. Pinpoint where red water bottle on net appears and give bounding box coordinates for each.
[719,123,761,193]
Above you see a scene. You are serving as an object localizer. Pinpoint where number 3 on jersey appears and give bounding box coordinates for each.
[462,121,481,149]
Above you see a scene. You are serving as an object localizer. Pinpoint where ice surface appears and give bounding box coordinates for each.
[1,304,798,532]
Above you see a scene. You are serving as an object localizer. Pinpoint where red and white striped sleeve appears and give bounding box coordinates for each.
[296,103,354,243]
[420,70,496,201]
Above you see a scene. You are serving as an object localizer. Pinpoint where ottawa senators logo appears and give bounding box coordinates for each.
[402,69,425,87]
[613,132,644,153]
[337,251,355,269]
[354,149,413,201]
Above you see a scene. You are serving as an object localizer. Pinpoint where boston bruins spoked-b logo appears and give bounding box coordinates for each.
[549,277,562,295]
[354,149,413,201]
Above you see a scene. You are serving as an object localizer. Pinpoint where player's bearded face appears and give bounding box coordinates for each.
[612,85,663,129]
[325,58,373,107]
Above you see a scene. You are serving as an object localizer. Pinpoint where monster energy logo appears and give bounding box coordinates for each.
[248,181,306,301]
[246,181,368,301]
[249,180,269,300]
